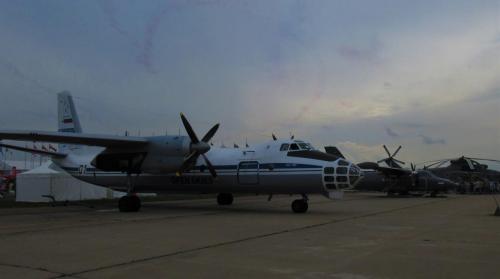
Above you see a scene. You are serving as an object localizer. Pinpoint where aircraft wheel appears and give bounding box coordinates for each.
[291,199,308,213]
[119,195,141,212]
[217,193,233,205]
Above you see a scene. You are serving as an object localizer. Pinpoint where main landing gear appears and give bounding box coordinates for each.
[291,195,309,213]
[119,171,141,212]
[217,193,234,205]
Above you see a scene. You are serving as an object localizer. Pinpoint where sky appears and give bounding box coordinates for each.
[0,0,499,165]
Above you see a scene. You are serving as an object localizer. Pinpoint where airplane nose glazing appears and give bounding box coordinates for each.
[322,161,363,191]
[348,165,363,186]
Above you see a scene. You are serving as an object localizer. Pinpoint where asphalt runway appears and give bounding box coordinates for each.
[0,193,499,279]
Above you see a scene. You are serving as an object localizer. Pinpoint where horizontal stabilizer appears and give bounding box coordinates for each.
[0,142,67,158]
[0,130,149,147]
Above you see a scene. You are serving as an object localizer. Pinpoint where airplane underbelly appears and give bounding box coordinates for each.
[73,172,325,194]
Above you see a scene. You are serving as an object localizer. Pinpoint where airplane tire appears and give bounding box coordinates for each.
[291,199,308,213]
[119,195,141,212]
[217,193,233,205]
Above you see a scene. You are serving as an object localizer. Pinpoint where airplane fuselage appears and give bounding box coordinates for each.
[54,139,363,198]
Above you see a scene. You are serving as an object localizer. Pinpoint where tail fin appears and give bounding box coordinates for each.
[58,91,82,133]
[324,146,345,159]
[57,91,83,153]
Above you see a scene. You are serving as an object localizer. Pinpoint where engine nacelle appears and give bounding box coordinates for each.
[91,135,192,173]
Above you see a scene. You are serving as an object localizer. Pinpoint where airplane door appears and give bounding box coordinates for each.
[238,161,259,185]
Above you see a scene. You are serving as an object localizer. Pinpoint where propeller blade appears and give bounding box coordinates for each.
[383,145,391,157]
[201,123,220,143]
[426,160,444,168]
[180,113,200,144]
[392,145,402,157]
[201,154,217,178]
[377,159,387,164]
[178,151,199,175]
[393,159,405,165]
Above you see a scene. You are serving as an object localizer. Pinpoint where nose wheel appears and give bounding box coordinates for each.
[291,198,308,213]
[217,193,234,205]
[119,195,141,212]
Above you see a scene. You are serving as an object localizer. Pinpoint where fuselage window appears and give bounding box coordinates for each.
[280,144,290,151]
[289,143,300,151]
[325,184,337,190]
[337,167,348,174]
[337,176,348,182]
[324,167,335,174]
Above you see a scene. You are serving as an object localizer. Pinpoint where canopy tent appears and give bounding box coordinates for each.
[16,161,125,202]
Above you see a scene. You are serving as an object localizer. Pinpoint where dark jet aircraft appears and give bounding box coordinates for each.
[325,145,457,197]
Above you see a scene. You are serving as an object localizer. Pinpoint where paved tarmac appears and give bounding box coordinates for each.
[0,193,499,279]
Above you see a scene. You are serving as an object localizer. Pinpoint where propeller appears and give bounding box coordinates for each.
[377,145,405,167]
[177,113,219,178]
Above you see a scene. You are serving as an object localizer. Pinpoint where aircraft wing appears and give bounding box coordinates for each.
[0,130,149,148]
[357,161,410,176]
[0,142,67,158]
[375,166,411,177]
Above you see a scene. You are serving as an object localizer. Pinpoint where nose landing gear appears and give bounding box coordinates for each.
[119,195,141,212]
[217,193,234,205]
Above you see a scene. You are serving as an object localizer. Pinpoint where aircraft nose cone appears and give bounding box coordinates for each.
[348,165,363,187]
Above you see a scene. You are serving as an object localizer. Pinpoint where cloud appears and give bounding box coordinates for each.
[336,141,383,163]
[337,37,382,63]
[419,135,446,145]
[385,127,399,138]
[465,87,500,103]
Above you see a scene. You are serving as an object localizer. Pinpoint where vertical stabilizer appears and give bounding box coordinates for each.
[58,91,82,133]
[57,91,83,153]
[324,146,345,159]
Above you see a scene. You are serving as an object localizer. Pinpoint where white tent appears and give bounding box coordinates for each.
[16,161,125,202]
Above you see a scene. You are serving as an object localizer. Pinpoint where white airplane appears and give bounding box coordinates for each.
[0,92,363,213]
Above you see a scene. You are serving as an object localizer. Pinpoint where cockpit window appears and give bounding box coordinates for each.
[289,143,300,151]
[298,143,312,150]
[280,144,289,151]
